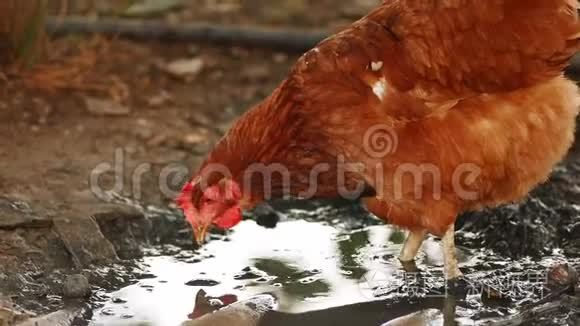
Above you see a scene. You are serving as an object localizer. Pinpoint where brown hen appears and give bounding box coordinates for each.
[178,0,580,282]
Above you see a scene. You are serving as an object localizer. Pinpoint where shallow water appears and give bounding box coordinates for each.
[90,204,577,326]
[91,217,456,325]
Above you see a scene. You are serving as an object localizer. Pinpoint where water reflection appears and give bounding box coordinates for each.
[336,228,369,280]
[91,218,473,326]
[93,220,394,325]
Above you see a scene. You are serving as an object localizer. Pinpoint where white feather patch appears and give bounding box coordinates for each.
[371,61,383,71]
[372,78,387,100]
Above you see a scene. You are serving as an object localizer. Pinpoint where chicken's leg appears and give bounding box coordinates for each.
[441,224,462,280]
[399,229,427,262]
[398,229,427,273]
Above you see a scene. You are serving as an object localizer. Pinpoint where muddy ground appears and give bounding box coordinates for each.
[0,1,580,325]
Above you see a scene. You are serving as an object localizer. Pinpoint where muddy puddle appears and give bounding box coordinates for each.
[88,201,579,326]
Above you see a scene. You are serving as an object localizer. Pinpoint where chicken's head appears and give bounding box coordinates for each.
[176,177,242,245]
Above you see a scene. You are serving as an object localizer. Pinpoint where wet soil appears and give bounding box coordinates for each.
[90,179,580,325]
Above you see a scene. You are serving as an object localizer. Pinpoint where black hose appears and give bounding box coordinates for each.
[46,17,328,53]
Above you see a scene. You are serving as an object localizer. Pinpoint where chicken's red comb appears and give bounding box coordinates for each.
[176,181,197,225]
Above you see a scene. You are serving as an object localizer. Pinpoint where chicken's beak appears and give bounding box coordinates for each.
[194,225,209,246]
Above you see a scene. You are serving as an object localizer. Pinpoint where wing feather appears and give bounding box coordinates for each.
[288,0,580,116]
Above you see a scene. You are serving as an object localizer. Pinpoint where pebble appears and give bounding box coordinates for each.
[185,279,220,287]
[112,297,127,304]
[163,57,204,81]
[185,258,202,264]
[136,273,157,280]
[63,274,91,298]
[147,91,172,107]
[100,308,115,316]
[547,263,578,289]
[84,97,130,116]
[233,271,263,280]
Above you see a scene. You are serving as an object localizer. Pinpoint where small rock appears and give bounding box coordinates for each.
[124,0,184,17]
[100,308,115,316]
[147,133,169,147]
[234,272,263,280]
[63,274,91,298]
[136,273,157,280]
[273,53,288,63]
[568,312,580,326]
[547,263,578,289]
[185,279,220,287]
[183,133,206,145]
[135,126,154,141]
[53,217,118,267]
[188,111,213,126]
[16,306,86,326]
[234,267,265,280]
[112,297,127,304]
[147,91,172,107]
[179,129,212,153]
[163,58,204,81]
[85,97,130,116]
[185,258,202,264]
[241,64,270,81]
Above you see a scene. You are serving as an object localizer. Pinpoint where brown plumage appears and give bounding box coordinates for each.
[179,0,580,279]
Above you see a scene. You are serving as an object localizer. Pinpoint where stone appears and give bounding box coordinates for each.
[63,275,90,298]
[17,305,88,326]
[547,263,578,290]
[84,97,130,116]
[185,279,220,287]
[241,64,270,81]
[53,217,118,268]
[0,296,34,326]
[0,198,52,230]
[123,0,184,17]
[163,58,204,81]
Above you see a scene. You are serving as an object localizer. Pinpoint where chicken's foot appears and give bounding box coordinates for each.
[441,224,462,280]
[441,223,472,296]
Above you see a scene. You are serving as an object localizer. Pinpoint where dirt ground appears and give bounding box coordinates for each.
[0,37,293,217]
